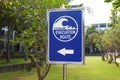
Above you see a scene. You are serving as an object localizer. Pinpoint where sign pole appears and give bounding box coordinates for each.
[63,64,67,80]
[47,8,85,80]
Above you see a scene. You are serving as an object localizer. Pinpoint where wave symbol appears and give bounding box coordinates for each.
[53,17,76,30]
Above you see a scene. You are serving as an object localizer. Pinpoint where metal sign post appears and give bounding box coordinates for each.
[47,7,85,80]
[63,64,67,80]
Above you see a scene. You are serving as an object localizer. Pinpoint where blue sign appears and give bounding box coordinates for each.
[47,8,84,64]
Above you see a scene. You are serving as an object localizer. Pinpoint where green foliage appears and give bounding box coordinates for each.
[101,0,120,51]
[85,25,97,35]
[85,25,98,47]
[104,0,113,3]
[9,0,68,56]
[112,0,120,9]
[0,0,68,62]
[104,0,120,10]
[0,0,14,27]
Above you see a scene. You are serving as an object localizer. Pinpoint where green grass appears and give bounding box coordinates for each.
[0,58,31,66]
[0,69,36,80]
[45,56,120,80]
[1,56,120,80]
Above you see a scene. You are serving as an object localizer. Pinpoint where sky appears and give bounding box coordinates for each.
[69,0,112,25]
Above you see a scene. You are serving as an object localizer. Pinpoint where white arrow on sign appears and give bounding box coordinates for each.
[57,48,74,56]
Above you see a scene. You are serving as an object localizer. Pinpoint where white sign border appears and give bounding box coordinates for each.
[47,7,85,64]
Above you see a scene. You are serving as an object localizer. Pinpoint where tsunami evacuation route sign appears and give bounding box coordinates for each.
[47,8,84,64]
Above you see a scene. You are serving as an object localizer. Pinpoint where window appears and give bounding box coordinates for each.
[99,23,106,28]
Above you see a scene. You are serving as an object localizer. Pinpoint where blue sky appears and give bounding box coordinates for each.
[69,0,112,25]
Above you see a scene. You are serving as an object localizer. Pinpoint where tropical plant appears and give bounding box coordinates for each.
[14,0,68,80]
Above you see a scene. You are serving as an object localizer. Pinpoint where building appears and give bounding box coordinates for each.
[91,23,110,31]
[66,0,72,2]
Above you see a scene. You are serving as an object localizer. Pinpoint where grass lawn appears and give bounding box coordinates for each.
[0,56,120,80]
[0,58,31,66]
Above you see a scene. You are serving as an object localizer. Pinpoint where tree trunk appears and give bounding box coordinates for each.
[6,25,10,62]
[35,58,51,80]
[36,54,42,80]
[41,43,51,80]
[89,45,93,54]
[27,55,35,71]
[25,48,28,61]
[101,53,105,61]
[41,64,51,80]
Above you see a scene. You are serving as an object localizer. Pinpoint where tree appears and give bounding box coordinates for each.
[104,0,120,10]
[14,0,68,80]
[104,0,120,28]
[85,25,98,54]
[0,0,19,62]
